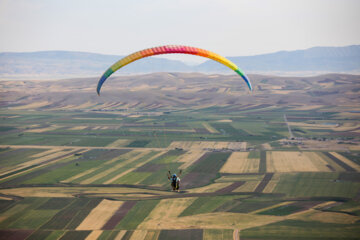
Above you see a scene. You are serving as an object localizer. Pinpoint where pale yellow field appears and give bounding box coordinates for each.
[129,230,147,240]
[20,149,77,168]
[333,122,360,132]
[298,140,357,151]
[143,230,160,240]
[288,122,335,130]
[169,141,246,150]
[261,143,272,150]
[0,196,12,201]
[177,150,206,169]
[251,201,293,214]
[217,87,228,93]
[77,199,123,230]
[289,202,360,224]
[271,90,296,95]
[72,101,95,110]
[29,148,60,158]
[266,151,331,172]
[228,142,247,150]
[304,211,359,224]
[0,187,173,198]
[216,119,232,123]
[85,230,103,240]
[329,152,360,171]
[262,180,278,193]
[220,152,259,173]
[233,181,260,192]
[202,122,219,133]
[10,101,49,110]
[129,128,195,133]
[188,182,233,193]
[292,105,323,111]
[139,211,283,230]
[114,231,127,240]
[26,124,61,133]
[138,198,195,229]
[216,174,264,183]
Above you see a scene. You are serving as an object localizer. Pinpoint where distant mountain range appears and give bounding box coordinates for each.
[0,45,359,79]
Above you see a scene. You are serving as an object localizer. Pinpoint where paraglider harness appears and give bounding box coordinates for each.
[168,170,181,191]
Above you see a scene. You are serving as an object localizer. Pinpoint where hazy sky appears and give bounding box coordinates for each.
[1,0,359,63]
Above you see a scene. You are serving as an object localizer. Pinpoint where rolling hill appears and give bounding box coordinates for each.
[1,45,359,79]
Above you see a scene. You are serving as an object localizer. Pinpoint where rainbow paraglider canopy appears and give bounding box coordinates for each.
[97,45,252,95]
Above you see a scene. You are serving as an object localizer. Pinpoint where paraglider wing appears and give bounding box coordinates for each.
[97,45,252,95]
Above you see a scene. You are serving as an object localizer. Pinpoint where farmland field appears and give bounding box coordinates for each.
[0,73,359,239]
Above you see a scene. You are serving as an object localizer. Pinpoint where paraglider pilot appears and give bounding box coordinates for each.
[168,170,181,192]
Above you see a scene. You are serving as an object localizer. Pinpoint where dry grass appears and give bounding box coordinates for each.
[233,181,260,192]
[10,101,49,110]
[202,122,219,133]
[288,122,335,130]
[26,124,61,133]
[138,211,283,230]
[114,231,127,240]
[73,101,95,110]
[329,152,360,171]
[266,151,330,172]
[262,180,278,193]
[0,187,172,198]
[298,140,356,151]
[69,126,88,130]
[188,182,234,193]
[288,201,360,224]
[0,196,13,200]
[169,141,246,150]
[177,150,206,169]
[251,201,294,214]
[333,122,360,132]
[261,143,272,150]
[30,148,60,158]
[129,230,147,240]
[77,199,124,230]
[20,150,77,168]
[305,211,359,224]
[85,230,103,240]
[216,119,233,123]
[292,105,323,110]
[220,152,259,174]
[138,198,196,229]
